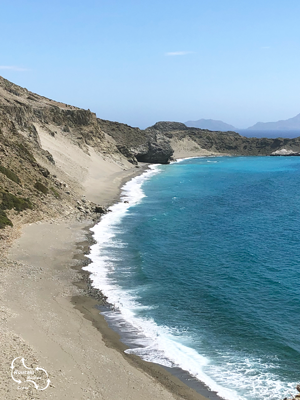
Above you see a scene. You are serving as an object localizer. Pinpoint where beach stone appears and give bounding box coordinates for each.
[94,206,106,214]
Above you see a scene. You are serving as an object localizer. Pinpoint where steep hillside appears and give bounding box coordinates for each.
[1,76,300,232]
[0,76,137,232]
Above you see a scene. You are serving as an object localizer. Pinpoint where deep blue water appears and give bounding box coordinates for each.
[86,156,300,400]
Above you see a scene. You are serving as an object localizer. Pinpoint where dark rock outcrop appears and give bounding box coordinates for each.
[97,119,174,164]
[135,138,173,163]
[116,145,138,165]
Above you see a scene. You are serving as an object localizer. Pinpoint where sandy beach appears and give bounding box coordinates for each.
[0,137,215,400]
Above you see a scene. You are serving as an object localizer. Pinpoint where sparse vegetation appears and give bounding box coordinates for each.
[34,181,48,195]
[16,143,35,162]
[27,95,37,101]
[0,191,32,212]
[50,187,61,199]
[0,210,13,229]
[0,164,20,184]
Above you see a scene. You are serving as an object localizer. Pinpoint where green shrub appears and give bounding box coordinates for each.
[0,192,32,211]
[0,210,13,229]
[34,182,48,194]
[0,165,20,184]
[50,187,61,199]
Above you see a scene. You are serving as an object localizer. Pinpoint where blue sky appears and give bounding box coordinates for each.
[1,0,300,129]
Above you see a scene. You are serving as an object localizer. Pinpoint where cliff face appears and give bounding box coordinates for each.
[97,119,173,164]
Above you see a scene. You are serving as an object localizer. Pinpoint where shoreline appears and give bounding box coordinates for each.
[71,225,223,400]
[71,227,220,400]
[1,158,221,400]
[74,161,225,400]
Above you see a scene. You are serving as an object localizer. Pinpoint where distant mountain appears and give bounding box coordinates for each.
[247,113,300,131]
[185,118,236,131]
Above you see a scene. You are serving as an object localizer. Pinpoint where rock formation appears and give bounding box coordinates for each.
[97,119,173,164]
[271,148,300,156]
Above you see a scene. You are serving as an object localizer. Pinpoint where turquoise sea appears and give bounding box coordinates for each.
[85,156,300,400]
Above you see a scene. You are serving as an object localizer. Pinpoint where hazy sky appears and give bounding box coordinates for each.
[1,0,300,129]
